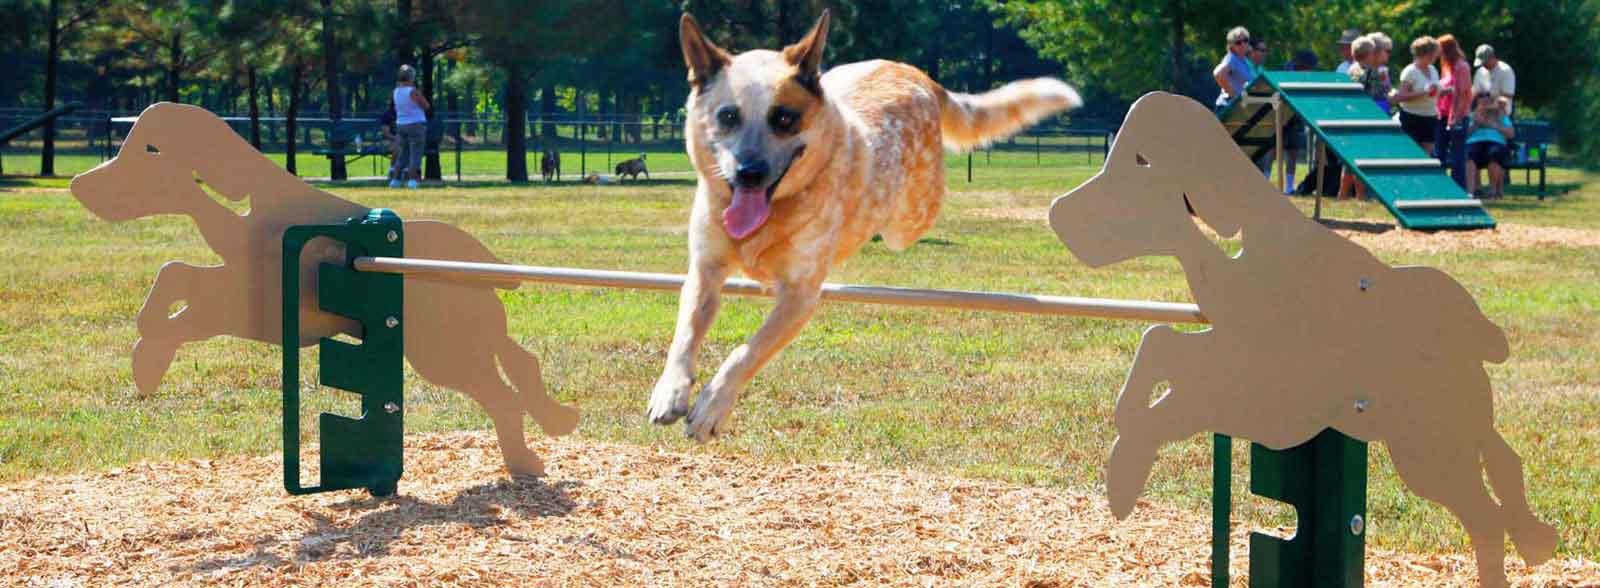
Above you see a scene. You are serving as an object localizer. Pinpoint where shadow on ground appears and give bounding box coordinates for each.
[186,475,579,573]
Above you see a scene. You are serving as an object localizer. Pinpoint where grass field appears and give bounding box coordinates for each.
[1,149,1596,563]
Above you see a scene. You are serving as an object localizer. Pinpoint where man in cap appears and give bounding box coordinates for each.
[1335,28,1362,75]
[1473,44,1515,113]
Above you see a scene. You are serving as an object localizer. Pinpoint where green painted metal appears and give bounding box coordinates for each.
[1213,434,1232,588]
[1212,429,1367,588]
[281,208,405,496]
[1219,71,1495,230]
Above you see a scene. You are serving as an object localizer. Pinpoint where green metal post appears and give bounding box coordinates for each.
[1213,429,1367,588]
[282,208,405,496]
[1213,433,1232,588]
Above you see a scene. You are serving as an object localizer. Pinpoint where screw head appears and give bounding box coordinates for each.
[1359,277,1371,291]
[1354,399,1369,413]
[1350,514,1365,536]
[385,316,399,329]
[386,230,399,243]
[384,402,400,414]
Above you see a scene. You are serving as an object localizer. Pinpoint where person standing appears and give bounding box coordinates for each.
[1435,35,1473,188]
[1335,28,1363,75]
[1340,35,1383,200]
[1249,37,1270,81]
[392,64,430,190]
[1213,26,1254,112]
[1368,32,1394,115]
[1472,44,1516,113]
[1392,36,1441,155]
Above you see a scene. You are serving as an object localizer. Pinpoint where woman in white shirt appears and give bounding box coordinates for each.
[392,65,431,189]
[1391,36,1441,155]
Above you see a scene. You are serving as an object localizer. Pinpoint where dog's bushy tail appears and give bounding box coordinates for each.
[939,78,1082,151]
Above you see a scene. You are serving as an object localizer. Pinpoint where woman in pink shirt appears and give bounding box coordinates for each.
[1435,34,1473,188]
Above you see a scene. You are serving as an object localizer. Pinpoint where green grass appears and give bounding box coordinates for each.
[1,153,1597,560]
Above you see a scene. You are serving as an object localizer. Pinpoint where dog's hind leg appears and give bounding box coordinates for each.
[496,335,580,437]
[1482,429,1559,564]
[684,279,822,442]
[649,251,731,425]
[1390,439,1513,588]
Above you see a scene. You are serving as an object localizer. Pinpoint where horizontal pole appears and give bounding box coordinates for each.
[1393,198,1484,210]
[353,256,1208,325]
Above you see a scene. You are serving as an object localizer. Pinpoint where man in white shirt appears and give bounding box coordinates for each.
[1473,44,1515,113]
[1335,28,1362,74]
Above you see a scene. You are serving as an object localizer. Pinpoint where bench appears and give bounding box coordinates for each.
[1507,120,1554,198]
[315,119,445,166]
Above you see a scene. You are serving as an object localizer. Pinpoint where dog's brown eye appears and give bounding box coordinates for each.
[716,105,741,129]
[769,107,801,133]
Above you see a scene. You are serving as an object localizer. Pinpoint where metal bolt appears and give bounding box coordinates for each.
[1354,399,1368,413]
[1359,277,1371,291]
[385,316,399,328]
[384,402,400,414]
[386,230,399,243]
[1350,514,1365,536]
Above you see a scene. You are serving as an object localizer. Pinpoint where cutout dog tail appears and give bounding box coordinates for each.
[939,78,1082,151]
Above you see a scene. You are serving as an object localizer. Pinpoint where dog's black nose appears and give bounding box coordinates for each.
[735,160,769,188]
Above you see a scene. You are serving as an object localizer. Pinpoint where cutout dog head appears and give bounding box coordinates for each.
[680,11,831,239]
[1049,92,1266,267]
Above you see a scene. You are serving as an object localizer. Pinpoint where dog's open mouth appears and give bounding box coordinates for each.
[722,147,803,239]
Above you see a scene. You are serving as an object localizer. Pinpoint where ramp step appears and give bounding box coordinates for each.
[1317,119,1401,129]
[1277,82,1364,91]
[1394,199,1484,210]
[1353,158,1441,169]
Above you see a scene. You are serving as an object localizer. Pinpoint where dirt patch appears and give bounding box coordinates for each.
[2,432,1592,587]
[968,206,1600,254]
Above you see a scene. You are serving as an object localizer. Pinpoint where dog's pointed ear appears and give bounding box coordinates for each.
[680,14,731,88]
[783,10,830,88]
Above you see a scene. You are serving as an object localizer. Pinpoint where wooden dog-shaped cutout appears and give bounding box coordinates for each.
[1050,92,1557,587]
[71,103,578,476]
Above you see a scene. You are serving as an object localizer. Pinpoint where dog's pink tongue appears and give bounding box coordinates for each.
[723,186,771,239]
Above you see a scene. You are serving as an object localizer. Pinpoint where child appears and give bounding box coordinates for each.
[1464,95,1515,198]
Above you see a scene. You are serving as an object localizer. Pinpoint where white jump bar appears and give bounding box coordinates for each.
[1354,158,1442,169]
[1277,82,1364,91]
[1394,199,1484,209]
[351,256,1209,325]
[1316,119,1401,129]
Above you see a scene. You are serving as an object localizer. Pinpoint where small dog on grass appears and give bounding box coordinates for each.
[648,11,1080,440]
[541,148,561,182]
[615,153,649,182]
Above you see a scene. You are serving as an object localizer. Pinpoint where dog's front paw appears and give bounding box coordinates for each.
[647,373,693,425]
[684,385,737,442]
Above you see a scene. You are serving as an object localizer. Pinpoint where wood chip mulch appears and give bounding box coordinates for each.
[2,432,1595,587]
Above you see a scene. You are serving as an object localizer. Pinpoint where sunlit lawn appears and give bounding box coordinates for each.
[1,148,1596,559]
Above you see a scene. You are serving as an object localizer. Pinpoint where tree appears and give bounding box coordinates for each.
[39,0,106,176]
[457,0,627,182]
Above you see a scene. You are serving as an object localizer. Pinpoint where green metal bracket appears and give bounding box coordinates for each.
[1214,429,1368,588]
[281,208,404,496]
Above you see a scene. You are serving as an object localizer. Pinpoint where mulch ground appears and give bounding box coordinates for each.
[2,432,1595,587]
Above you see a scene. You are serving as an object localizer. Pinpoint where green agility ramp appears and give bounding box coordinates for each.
[1219,71,1495,230]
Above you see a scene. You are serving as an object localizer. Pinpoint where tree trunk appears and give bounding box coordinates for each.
[41,0,60,176]
[247,66,261,149]
[609,89,621,142]
[540,82,556,140]
[422,52,441,180]
[286,64,302,175]
[505,70,528,182]
[1169,0,1185,95]
[166,31,182,102]
[265,81,279,143]
[321,0,346,180]
[396,0,414,66]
